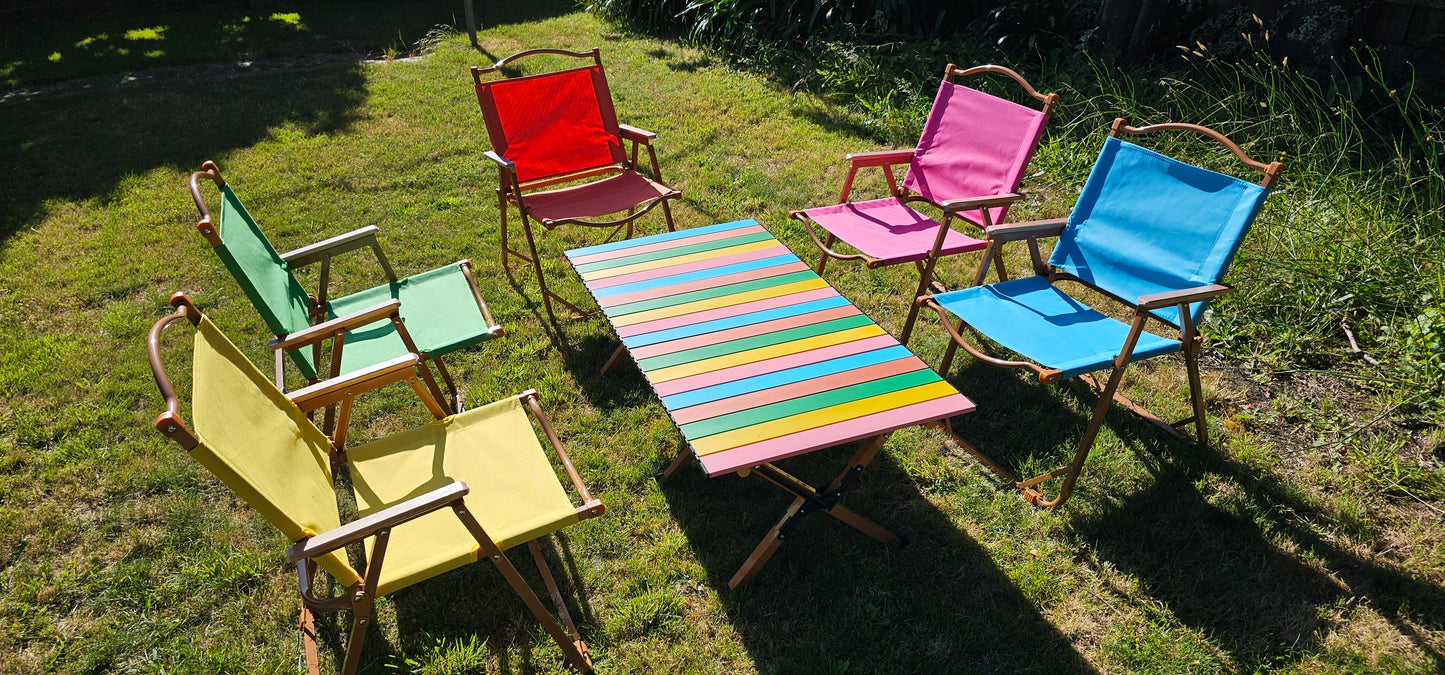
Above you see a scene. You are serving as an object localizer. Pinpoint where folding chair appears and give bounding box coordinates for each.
[791,64,1058,344]
[188,161,502,449]
[471,47,682,322]
[147,293,604,674]
[918,118,1282,508]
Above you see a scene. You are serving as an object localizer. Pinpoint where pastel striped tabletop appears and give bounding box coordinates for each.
[566,219,975,476]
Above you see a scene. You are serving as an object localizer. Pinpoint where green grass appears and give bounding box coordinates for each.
[2,4,1444,674]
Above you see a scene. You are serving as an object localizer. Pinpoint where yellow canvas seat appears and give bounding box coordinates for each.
[347,398,581,596]
[147,293,603,674]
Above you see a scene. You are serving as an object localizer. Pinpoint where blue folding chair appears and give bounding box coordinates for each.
[918,118,1283,507]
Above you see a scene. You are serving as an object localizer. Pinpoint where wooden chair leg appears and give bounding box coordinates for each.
[497,188,511,270]
[453,508,593,673]
[1025,363,1130,508]
[938,317,966,375]
[517,217,561,324]
[816,233,837,275]
[300,603,320,675]
[660,198,677,232]
[992,246,1010,283]
[528,539,587,651]
[1184,341,1209,444]
[899,261,937,346]
[339,598,374,675]
[492,551,593,673]
[429,356,462,414]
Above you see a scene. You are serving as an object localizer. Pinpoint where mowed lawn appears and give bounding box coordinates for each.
[2,4,1443,674]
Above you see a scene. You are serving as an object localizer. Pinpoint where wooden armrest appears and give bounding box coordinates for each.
[618,124,657,142]
[1137,284,1233,310]
[280,226,382,268]
[987,217,1069,242]
[484,150,516,171]
[286,354,422,412]
[844,149,915,167]
[940,192,1024,213]
[286,482,469,562]
[270,299,401,350]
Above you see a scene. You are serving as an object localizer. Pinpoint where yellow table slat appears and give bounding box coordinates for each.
[647,324,886,383]
[692,380,959,456]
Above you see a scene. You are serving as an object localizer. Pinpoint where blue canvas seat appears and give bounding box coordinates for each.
[919,118,1282,508]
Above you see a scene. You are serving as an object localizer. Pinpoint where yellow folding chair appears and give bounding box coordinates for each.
[147,293,604,674]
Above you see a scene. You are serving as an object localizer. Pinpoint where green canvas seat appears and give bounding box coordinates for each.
[189,161,502,447]
[147,293,603,674]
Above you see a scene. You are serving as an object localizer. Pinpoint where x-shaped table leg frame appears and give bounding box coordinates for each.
[721,433,900,588]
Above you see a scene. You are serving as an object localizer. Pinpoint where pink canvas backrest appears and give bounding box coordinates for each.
[902,80,1050,229]
[474,64,628,184]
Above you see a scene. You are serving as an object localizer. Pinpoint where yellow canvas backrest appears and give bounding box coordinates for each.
[189,315,362,587]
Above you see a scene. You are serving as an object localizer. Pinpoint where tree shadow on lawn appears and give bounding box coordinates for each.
[659,448,1097,673]
[0,0,579,90]
[0,61,367,242]
[1074,422,1445,671]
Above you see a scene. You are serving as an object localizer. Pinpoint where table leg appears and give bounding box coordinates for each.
[662,442,695,479]
[727,433,895,588]
[599,343,629,375]
[729,498,805,589]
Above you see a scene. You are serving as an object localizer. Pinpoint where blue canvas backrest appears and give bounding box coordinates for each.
[1048,136,1269,326]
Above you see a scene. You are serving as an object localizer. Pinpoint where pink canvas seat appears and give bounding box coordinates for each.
[791,64,1058,344]
[799,199,986,265]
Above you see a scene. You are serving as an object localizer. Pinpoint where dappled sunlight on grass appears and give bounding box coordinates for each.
[1,4,1442,674]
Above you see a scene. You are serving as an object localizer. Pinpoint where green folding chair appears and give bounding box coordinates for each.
[188,161,503,449]
[147,293,604,674]
[918,119,1283,508]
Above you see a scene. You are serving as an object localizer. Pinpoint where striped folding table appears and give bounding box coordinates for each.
[565,219,975,587]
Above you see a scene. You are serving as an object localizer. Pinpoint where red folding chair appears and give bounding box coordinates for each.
[791,64,1058,344]
[472,47,681,322]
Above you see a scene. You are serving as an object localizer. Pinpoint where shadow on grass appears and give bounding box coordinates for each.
[941,354,1445,669]
[1074,423,1445,671]
[0,62,366,242]
[311,533,596,673]
[659,448,1095,673]
[0,0,579,90]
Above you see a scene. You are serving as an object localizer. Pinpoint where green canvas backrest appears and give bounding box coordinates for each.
[188,315,362,587]
[213,185,315,338]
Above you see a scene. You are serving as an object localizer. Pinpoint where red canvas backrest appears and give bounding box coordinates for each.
[902,80,1049,228]
[475,64,628,184]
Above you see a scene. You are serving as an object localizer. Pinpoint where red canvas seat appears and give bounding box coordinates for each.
[790,64,1058,344]
[472,47,681,322]
[523,171,677,224]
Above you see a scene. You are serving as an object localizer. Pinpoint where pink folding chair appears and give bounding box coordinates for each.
[790,64,1058,344]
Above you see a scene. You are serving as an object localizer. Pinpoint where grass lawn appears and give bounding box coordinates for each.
[2,3,1443,674]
